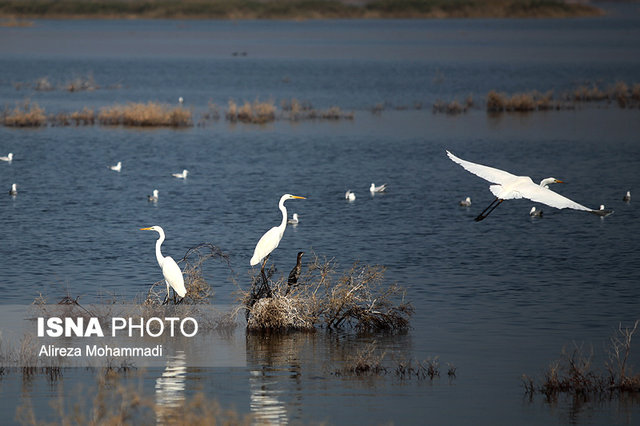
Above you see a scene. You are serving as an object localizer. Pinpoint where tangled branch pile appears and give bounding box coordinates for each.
[242,254,413,332]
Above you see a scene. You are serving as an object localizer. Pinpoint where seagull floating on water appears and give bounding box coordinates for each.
[623,191,631,202]
[446,150,613,221]
[459,196,472,207]
[9,183,17,195]
[148,189,159,202]
[172,169,189,179]
[529,206,543,217]
[287,213,299,225]
[0,153,13,162]
[109,161,122,172]
[370,183,387,193]
[178,97,184,105]
[345,190,356,201]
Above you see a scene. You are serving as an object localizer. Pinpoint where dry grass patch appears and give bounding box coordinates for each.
[226,99,276,124]
[523,321,640,399]
[98,102,192,127]
[2,100,47,127]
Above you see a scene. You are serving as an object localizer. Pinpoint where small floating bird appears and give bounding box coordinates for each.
[178,96,184,105]
[140,226,186,304]
[623,191,631,202]
[288,213,299,225]
[109,161,122,172]
[250,194,306,275]
[148,189,159,202]
[446,150,613,221]
[459,196,472,207]
[0,153,13,162]
[172,169,189,179]
[9,183,17,195]
[286,251,305,295]
[370,183,387,193]
[345,190,356,201]
[529,206,543,217]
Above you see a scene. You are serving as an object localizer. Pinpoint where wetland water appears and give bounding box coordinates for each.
[1,4,640,424]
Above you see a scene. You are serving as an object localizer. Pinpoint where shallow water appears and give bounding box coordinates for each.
[1,5,640,425]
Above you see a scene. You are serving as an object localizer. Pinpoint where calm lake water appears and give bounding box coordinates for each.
[1,4,640,425]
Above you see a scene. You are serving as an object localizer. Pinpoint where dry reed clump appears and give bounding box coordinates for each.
[98,102,192,127]
[432,95,473,115]
[242,254,413,333]
[226,99,276,124]
[523,321,640,398]
[64,73,98,92]
[2,100,47,127]
[336,341,387,376]
[487,90,563,112]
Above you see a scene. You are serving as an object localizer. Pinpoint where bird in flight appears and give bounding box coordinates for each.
[446,150,612,221]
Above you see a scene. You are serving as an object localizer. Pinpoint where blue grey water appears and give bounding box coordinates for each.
[1,4,640,424]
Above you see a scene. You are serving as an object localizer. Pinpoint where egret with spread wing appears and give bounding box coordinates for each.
[140,226,186,304]
[446,150,612,221]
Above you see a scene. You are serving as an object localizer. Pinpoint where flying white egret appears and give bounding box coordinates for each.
[148,189,159,202]
[0,153,13,162]
[288,213,299,225]
[345,190,356,201]
[140,226,186,304]
[446,150,613,221]
[9,183,17,195]
[172,169,189,179]
[250,194,306,271]
[623,191,631,202]
[530,206,543,217]
[370,183,387,193]
[110,161,122,172]
[459,196,472,207]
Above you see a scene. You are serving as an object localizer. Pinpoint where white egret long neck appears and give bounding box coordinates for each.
[278,196,288,232]
[155,229,166,267]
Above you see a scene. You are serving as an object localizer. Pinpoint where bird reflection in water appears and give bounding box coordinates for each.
[155,351,187,425]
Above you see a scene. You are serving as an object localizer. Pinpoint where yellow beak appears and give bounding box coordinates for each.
[291,196,306,199]
[140,227,152,231]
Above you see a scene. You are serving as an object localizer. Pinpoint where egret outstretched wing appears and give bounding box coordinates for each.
[520,184,592,212]
[446,150,517,185]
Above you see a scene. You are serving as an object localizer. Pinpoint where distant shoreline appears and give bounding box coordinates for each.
[0,0,603,21]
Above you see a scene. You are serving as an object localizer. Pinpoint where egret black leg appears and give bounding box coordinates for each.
[260,255,272,297]
[475,198,503,222]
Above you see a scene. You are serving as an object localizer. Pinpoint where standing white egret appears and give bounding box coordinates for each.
[9,183,17,196]
[345,190,356,201]
[148,189,159,202]
[288,213,299,225]
[623,191,631,202]
[172,169,189,179]
[110,161,122,172]
[250,194,306,271]
[530,206,543,217]
[0,153,13,162]
[446,150,612,221]
[140,226,186,304]
[370,183,387,193]
[459,196,472,207]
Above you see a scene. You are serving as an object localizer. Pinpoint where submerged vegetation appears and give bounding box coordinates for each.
[523,321,640,399]
[0,0,602,20]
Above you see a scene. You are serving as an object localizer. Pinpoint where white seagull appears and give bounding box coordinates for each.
[345,190,356,201]
[0,153,13,162]
[623,191,631,202]
[370,183,387,193]
[529,206,543,217]
[9,183,17,195]
[459,196,472,207]
[148,189,159,202]
[446,150,613,221]
[172,169,189,179]
[288,213,299,225]
[110,161,122,172]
